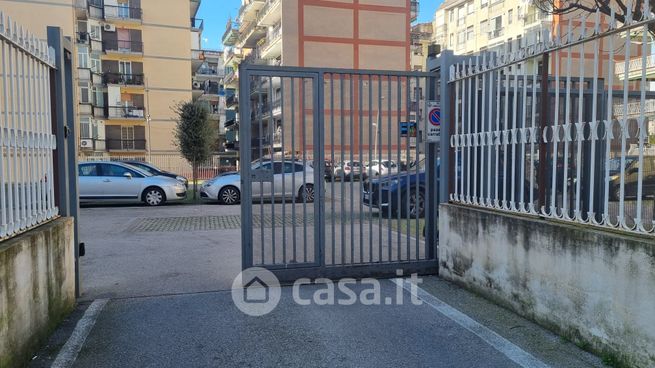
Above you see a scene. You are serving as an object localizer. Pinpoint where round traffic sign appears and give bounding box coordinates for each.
[429,108,441,126]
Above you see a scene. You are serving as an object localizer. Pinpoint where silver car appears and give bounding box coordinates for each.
[78,161,187,206]
[200,160,315,205]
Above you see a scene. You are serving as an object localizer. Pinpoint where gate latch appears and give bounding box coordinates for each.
[251,169,274,182]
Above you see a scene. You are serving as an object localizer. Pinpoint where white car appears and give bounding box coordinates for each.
[365,160,398,177]
[201,160,315,205]
[78,161,187,206]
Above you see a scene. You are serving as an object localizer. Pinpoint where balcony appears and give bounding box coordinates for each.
[103,40,143,55]
[238,0,266,24]
[258,0,281,26]
[488,29,504,39]
[613,99,655,118]
[223,20,240,46]
[260,23,282,59]
[107,139,146,151]
[107,106,146,120]
[226,94,238,108]
[191,18,204,31]
[103,4,142,22]
[75,0,88,18]
[103,73,145,86]
[224,68,239,86]
[411,1,419,22]
[238,21,267,48]
[615,54,655,80]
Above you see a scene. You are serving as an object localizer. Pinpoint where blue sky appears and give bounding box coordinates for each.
[197,0,443,50]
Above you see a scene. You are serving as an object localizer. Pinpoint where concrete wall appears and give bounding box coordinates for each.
[439,204,655,368]
[0,218,76,368]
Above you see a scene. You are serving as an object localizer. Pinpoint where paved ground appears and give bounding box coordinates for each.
[27,191,605,368]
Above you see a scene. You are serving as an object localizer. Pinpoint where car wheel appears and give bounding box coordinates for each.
[143,187,166,207]
[219,186,241,205]
[401,188,425,218]
[299,184,315,203]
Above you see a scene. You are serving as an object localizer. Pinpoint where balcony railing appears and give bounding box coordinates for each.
[104,4,142,21]
[488,29,503,39]
[107,106,146,119]
[615,54,655,80]
[223,20,240,46]
[103,73,145,86]
[191,18,204,30]
[103,39,143,54]
[107,139,146,151]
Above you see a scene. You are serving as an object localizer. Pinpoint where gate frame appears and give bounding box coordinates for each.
[238,63,443,281]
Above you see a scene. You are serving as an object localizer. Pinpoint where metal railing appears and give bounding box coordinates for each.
[106,139,146,151]
[103,4,142,21]
[0,14,58,240]
[449,7,655,235]
[103,39,143,54]
[103,72,144,86]
[107,106,146,119]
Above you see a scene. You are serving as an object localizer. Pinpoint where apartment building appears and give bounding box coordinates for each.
[433,0,550,56]
[411,22,433,72]
[1,0,200,159]
[221,0,419,160]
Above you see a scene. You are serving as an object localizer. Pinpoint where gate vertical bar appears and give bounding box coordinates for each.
[239,63,253,271]
[315,72,325,267]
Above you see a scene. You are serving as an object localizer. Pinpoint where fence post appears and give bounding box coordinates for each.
[48,27,81,297]
[538,53,550,210]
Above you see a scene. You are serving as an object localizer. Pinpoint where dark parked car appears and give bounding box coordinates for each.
[362,158,436,218]
[120,161,188,188]
[609,155,655,200]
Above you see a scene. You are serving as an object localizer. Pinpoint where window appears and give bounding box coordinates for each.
[508,9,513,24]
[449,9,455,22]
[90,56,101,74]
[467,2,475,14]
[517,6,523,19]
[121,126,134,150]
[481,0,488,7]
[119,61,132,75]
[449,33,454,47]
[92,87,103,107]
[490,16,503,38]
[100,163,141,177]
[80,85,90,104]
[480,20,488,33]
[78,45,89,69]
[457,32,465,45]
[89,24,102,40]
[80,117,91,138]
[79,164,99,177]
[466,26,474,41]
[457,6,465,26]
[507,38,513,52]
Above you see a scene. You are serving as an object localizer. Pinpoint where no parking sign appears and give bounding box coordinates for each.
[426,101,441,143]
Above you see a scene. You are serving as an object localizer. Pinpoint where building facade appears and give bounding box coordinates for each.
[0,0,201,159]
[221,0,419,162]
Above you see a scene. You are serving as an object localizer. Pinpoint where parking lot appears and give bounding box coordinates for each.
[78,176,429,300]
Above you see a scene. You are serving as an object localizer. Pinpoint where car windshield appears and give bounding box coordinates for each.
[609,157,637,174]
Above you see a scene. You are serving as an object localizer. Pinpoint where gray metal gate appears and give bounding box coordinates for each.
[239,64,440,281]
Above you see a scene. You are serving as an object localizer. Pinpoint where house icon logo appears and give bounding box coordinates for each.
[232,267,281,316]
[243,276,269,303]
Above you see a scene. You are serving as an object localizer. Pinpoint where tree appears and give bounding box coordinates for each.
[173,101,212,200]
[533,0,653,35]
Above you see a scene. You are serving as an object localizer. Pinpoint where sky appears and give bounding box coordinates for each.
[197,0,443,50]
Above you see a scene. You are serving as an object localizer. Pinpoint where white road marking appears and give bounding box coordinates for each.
[51,299,109,368]
[392,279,550,368]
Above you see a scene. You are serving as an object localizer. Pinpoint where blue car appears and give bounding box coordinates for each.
[362,159,438,218]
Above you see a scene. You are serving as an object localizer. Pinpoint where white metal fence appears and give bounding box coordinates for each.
[82,153,237,180]
[449,5,655,235]
[0,13,57,240]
